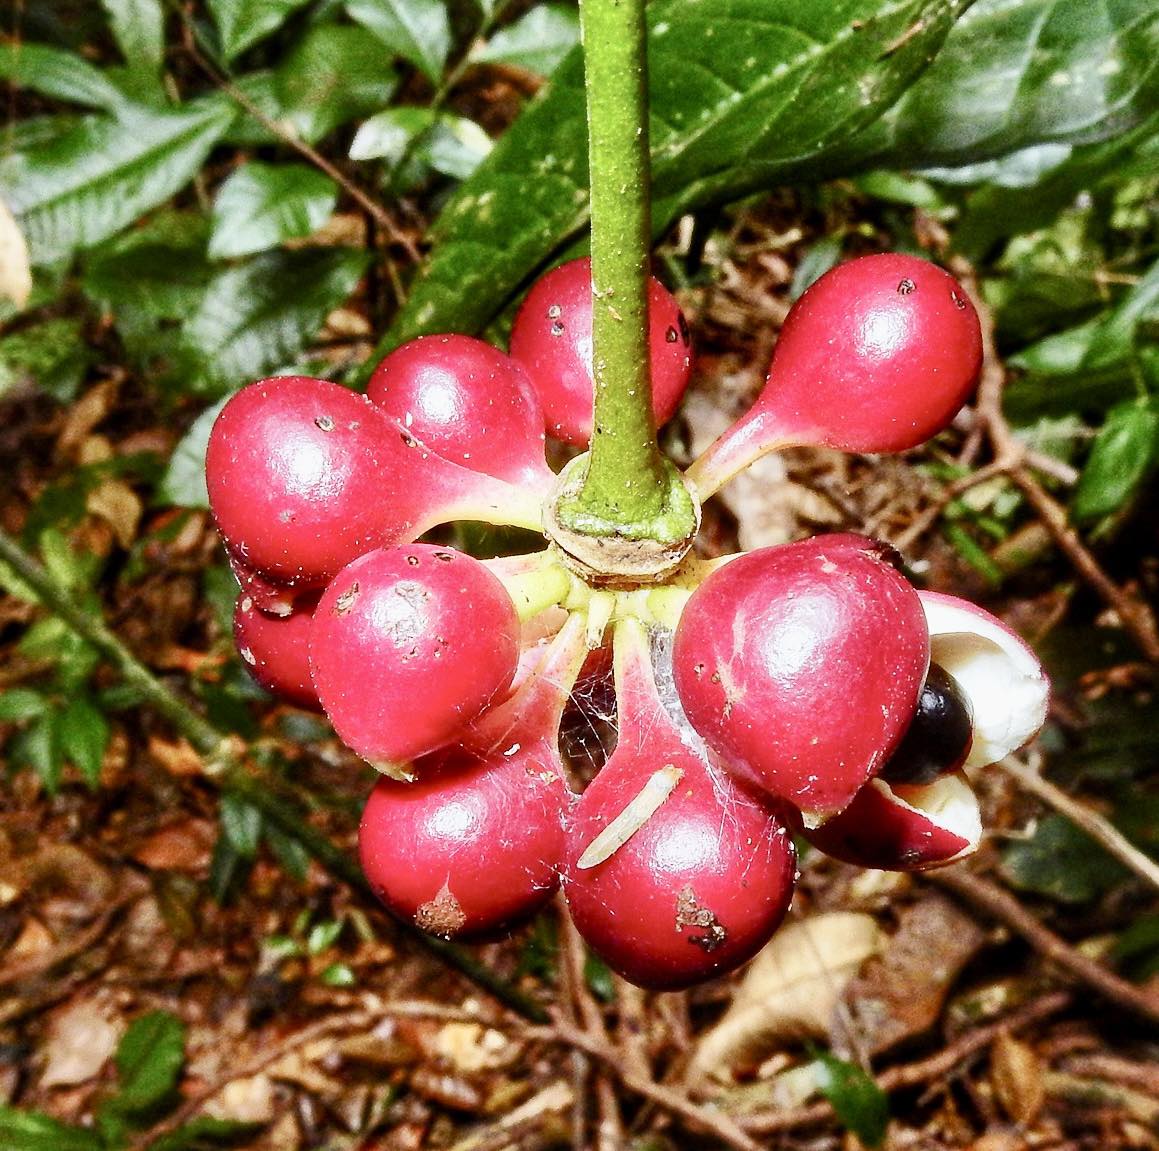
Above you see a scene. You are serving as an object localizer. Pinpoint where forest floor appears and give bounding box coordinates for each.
[1,194,1158,1151]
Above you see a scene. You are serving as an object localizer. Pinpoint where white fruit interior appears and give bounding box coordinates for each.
[882,771,982,848]
[919,594,1049,768]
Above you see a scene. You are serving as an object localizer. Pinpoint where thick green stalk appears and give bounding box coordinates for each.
[557,0,695,546]
[0,528,548,1023]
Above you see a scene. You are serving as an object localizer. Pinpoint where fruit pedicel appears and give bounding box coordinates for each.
[206,254,1050,990]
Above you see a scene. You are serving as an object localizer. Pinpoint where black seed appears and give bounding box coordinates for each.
[879,664,974,786]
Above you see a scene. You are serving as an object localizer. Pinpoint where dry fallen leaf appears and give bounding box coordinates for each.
[837,893,987,1059]
[0,198,32,309]
[204,1074,276,1124]
[41,991,123,1088]
[991,1031,1045,1125]
[688,912,884,1082]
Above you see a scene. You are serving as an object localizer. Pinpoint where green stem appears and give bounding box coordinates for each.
[0,528,548,1024]
[557,0,696,545]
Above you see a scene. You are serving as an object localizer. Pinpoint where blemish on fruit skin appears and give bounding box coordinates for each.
[333,582,360,615]
[314,415,335,431]
[416,882,467,939]
[897,278,916,295]
[674,885,727,952]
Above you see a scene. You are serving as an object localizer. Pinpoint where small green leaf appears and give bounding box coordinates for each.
[3,99,233,265]
[0,43,126,111]
[209,162,338,260]
[584,952,616,1003]
[99,0,166,96]
[229,27,399,146]
[220,793,264,858]
[11,711,64,794]
[159,397,230,508]
[813,1052,889,1148]
[1072,402,1159,524]
[306,919,344,955]
[349,106,435,163]
[264,823,311,881]
[179,247,369,395]
[473,4,580,76]
[115,1010,187,1113]
[0,688,49,723]
[208,0,316,62]
[421,116,493,180]
[346,0,451,86]
[1001,813,1131,903]
[0,1104,104,1151]
[0,318,92,402]
[59,697,110,788]
[789,235,844,301]
[320,962,356,987]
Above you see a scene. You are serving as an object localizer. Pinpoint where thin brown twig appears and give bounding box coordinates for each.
[739,991,1072,1134]
[528,1018,766,1151]
[925,867,1159,1026]
[999,754,1159,893]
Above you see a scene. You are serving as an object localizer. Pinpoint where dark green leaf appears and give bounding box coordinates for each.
[220,792,264,859]
[115,1010,187,1113]
[11,711,64,793]
[814,1052,889,1147]
[346,0,451,85]
[0,688,49,723]
[58,697,110,788]
[267,25,400,144]
[159,397,230,508]
[1112,915,1159,980]
[208,832,252,904]
[209,162,338,259]
[3,99,233,265]
[99,0,166,97]
[383,0,961,347]
[1001,813,1131,903]
[0,1104,104,1151]
[472,4,580,76]
[264,822,311,881]
[584,951,616,1003]
[1072,401,1159,523]
[0,318,92,402]
[179,247,369,395]
[208,0,316,62]
[0,42,126,110]
[790,236,844,301]
[320,962,357,987]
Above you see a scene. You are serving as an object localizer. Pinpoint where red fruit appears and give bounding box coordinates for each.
[206,376,545,591]
[802,772,982,871]
[310,544,520,771]
[564,621,796,990]
[509,257,692,446]
[672,536,929,821]
[367,334,554,489]
[233,593,320,711]
[359,614,588,938]
[687,254,983,495]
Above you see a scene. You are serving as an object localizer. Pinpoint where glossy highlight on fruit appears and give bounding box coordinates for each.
[509,257,692,446]
[564,621,796,990]
[310,544,520,772]
[672,535,930,820]
[367,334,554,489]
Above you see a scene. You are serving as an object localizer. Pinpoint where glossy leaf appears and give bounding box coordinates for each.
[179,247,369,394]
[1001,813,1130,902]
[208,0,315,61]
[385,0,961,346]
[1072,402,1159,523]
[349,106,435,162]
[159,396,230,508]
[220,792,264,859]
[0,688,49,723]
[99,0,167,98]
[0,42,126,111]
[115,1010,187,1112]
[472,4,580,76]
[346,0,452,85]
[2,100,233,265]
[209,162,338,259]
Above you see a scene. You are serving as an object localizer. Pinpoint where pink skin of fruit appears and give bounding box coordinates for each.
[509,256,693,447]
[564,621,797,991]
[672,535,930,822]
[227,552,297,617]
[802,771,982,871]
[359,615,588,939]
[233,592,321,711]
[366,334,555,490]
[310,543,520,773]
[206,376,545,593]
[686,254,983,496]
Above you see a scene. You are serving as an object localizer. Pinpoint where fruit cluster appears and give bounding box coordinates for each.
[207,254,1050,990]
